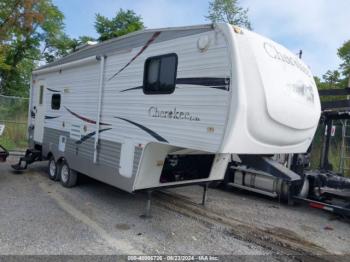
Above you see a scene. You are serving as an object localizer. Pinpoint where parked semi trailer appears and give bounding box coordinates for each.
[223,84,350,217]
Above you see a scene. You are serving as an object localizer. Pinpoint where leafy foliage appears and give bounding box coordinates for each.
[0,44,11,71]
[206,0,252,29]
[95,9,144,41]
[0,2,142,97]
[0,0,70,96]
[338,40,350,82]
[315,40,350,93]
[322,70,341,88]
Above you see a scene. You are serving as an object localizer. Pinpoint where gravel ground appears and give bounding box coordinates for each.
[167,185,350,255]
[0,159,274,258]
[0,157,348,259]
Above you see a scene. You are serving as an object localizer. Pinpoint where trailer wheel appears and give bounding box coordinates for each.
[59,160,78,188]
[48,156,59,181]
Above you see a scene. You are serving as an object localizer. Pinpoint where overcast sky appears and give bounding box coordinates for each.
[53,0,350,78]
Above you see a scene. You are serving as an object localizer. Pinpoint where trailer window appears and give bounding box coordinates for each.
[143,53,178,94]
[51,94,61,110]
[39,85,44,105]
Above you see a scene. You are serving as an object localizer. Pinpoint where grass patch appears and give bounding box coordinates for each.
[0,121,28,151]
[0,96,28,151]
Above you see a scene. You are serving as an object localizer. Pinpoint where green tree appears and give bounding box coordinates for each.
[322,70,341,88]
[71,36,97,51]
[206,0,252,29]
[0,45,11,71]
[314,76,328,90]
[78,35,96,44]
[95,9,144,42]
[338,40,350,85]
[0,0,71,96]
[42,33,76,63]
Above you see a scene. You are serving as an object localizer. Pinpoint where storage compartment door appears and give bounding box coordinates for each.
[119,139,135,178]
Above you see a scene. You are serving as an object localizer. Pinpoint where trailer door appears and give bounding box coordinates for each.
[33,80,46,144]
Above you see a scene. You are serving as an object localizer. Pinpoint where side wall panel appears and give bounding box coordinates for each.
[36,27,232,191]
[42,127,140,192]
[101,30,231,152]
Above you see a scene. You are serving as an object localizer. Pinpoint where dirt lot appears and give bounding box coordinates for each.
[0,157,349,260]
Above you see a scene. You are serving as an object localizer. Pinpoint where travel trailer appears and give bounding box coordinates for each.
[13,23,321,194]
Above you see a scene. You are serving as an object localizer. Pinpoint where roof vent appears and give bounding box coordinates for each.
[75,41,98,52]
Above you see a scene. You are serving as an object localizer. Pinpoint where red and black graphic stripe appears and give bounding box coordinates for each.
[47,88,61,93]
[45,115,61,120]
[64,107,111,126]
[108,31,161,81]
[120,77,230,92]
[176,77,230,90]
[114,117,168,143]
[76,128,112,145]
[120,86,143,93]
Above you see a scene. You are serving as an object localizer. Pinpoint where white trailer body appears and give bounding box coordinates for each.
[28,23,321,192]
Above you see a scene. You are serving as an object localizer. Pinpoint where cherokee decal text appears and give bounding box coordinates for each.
[148,107,200,122]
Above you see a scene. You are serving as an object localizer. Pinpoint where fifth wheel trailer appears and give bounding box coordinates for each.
[13,23,321,195]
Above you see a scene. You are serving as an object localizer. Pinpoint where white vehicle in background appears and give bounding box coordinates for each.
[11,24,320,210]
[0,124,5,136]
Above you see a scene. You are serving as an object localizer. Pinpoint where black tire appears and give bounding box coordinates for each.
[48,156,59,181]
[58,160,78,188]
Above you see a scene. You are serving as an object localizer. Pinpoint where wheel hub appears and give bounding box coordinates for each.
[61,165,69,183]
[49,160,56,177]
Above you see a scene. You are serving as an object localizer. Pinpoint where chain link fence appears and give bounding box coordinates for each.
[0,94,29,152]
[309,120,350,177]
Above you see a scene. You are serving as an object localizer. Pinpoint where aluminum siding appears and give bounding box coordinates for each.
[34,26,232,191]
[42,127,141,192]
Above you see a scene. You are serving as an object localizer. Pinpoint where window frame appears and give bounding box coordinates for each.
[39,85,44,105]
[143,53,178,95]
[51,94,61,110]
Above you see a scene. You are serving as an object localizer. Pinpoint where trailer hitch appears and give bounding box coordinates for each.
[11,148,42,171]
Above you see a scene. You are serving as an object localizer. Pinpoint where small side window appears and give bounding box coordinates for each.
[143,53,178,95]
[39,85,44,105]
[51,94,61,110]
